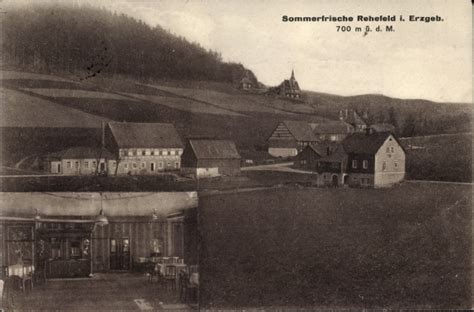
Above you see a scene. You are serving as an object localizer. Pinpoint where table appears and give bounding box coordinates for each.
[8,264,34,277]
[154,263,188,288]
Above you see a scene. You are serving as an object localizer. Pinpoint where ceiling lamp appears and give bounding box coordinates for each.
[95,209,109,226]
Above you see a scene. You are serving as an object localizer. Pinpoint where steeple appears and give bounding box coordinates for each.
[290,69,295,80]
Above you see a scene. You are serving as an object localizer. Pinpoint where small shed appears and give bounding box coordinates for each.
[181,139,241,178]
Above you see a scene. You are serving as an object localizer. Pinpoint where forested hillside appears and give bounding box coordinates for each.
[1,3,259,85]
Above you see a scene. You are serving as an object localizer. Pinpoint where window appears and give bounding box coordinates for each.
[84,161,89,168]
[92,161,97,168]
[390,147,395,153]
[67,161,72,169]
[111,161,116,167]
[133,150,137,156]
[75,161,79,169]
[151,150,155,156]
[382,161,387,171]
[163,150,168,156]
[133,162,137,169]
[141,150,146,156]
[167,161,171,167]
[170,150,176,156]
[352,160,357,168]
[386,147,390,153]
[363,160,368,169]
[175,162,179,169]
[141,162,146,169]
[124,163,128,169]
[394,161,399,168]
[301,160,307,165]
[158,162,163,169]
[150,162,155,171]
[119,150,125,157]
[128,150,133,156]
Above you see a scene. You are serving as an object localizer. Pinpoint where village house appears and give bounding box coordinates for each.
[267,120,319,157]
[104,122,184,175]
[296,131,406,188]
[339,109,367,132]
[342,131,406,188]
[294,141,339,171]
[267,70,301,99]
[315,145,349,187]
[46,147,115,176]
[0,192,198,279]
[311,120,355,142]
[181,139,241,178]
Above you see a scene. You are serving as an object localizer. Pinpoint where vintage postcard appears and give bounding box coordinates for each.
[0,0,472,310]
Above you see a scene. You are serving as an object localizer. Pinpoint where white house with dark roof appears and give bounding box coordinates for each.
[46,147,115,175]
[181,139,241,178]
[104,122,184,175]
[342,131,406,187]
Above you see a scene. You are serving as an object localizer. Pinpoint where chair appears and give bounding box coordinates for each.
[21,264,34,292]
[34,261,47,285]
[189,265,199,274]
[147,263,160,283]
[161,265,177,290]
[179,271,199,303]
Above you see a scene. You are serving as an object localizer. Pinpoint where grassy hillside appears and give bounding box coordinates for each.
[303,91,471,135]
[400,133,472,182]
[0,70,326,166]
[199,184,471,309]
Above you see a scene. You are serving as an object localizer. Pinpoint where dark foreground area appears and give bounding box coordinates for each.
[3,273,195,311]
[199,182,472,309]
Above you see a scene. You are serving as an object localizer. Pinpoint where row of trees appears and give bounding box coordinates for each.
[2,4,259,84]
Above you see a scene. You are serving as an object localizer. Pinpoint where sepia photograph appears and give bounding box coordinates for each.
[0,0,472,310]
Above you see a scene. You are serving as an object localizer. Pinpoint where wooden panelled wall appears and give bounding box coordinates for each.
[91,218,184,272]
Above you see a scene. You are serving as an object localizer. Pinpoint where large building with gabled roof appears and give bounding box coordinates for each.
[105,122,184,175]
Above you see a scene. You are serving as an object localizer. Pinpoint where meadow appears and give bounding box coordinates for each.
[199,183,472,309]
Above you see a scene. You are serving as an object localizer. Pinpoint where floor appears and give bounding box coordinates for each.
[4,273,197,311]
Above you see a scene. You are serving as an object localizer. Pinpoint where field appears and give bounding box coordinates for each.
[401,133,472,182]
[199,183,471,309]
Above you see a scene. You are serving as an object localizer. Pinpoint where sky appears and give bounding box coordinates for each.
[5,0,473,103]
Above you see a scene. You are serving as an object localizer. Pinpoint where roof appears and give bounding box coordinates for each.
[188,139,241,159]
[370,123,396,133]
[306,141,340,156]
[280,79,300,91]
[342,132,393,154]
[48,147,114,160]
[108,122,183,149]
[344,110,367,127]
[317,145,348,163]
[312,120,354,134]
[282,120,318,141]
